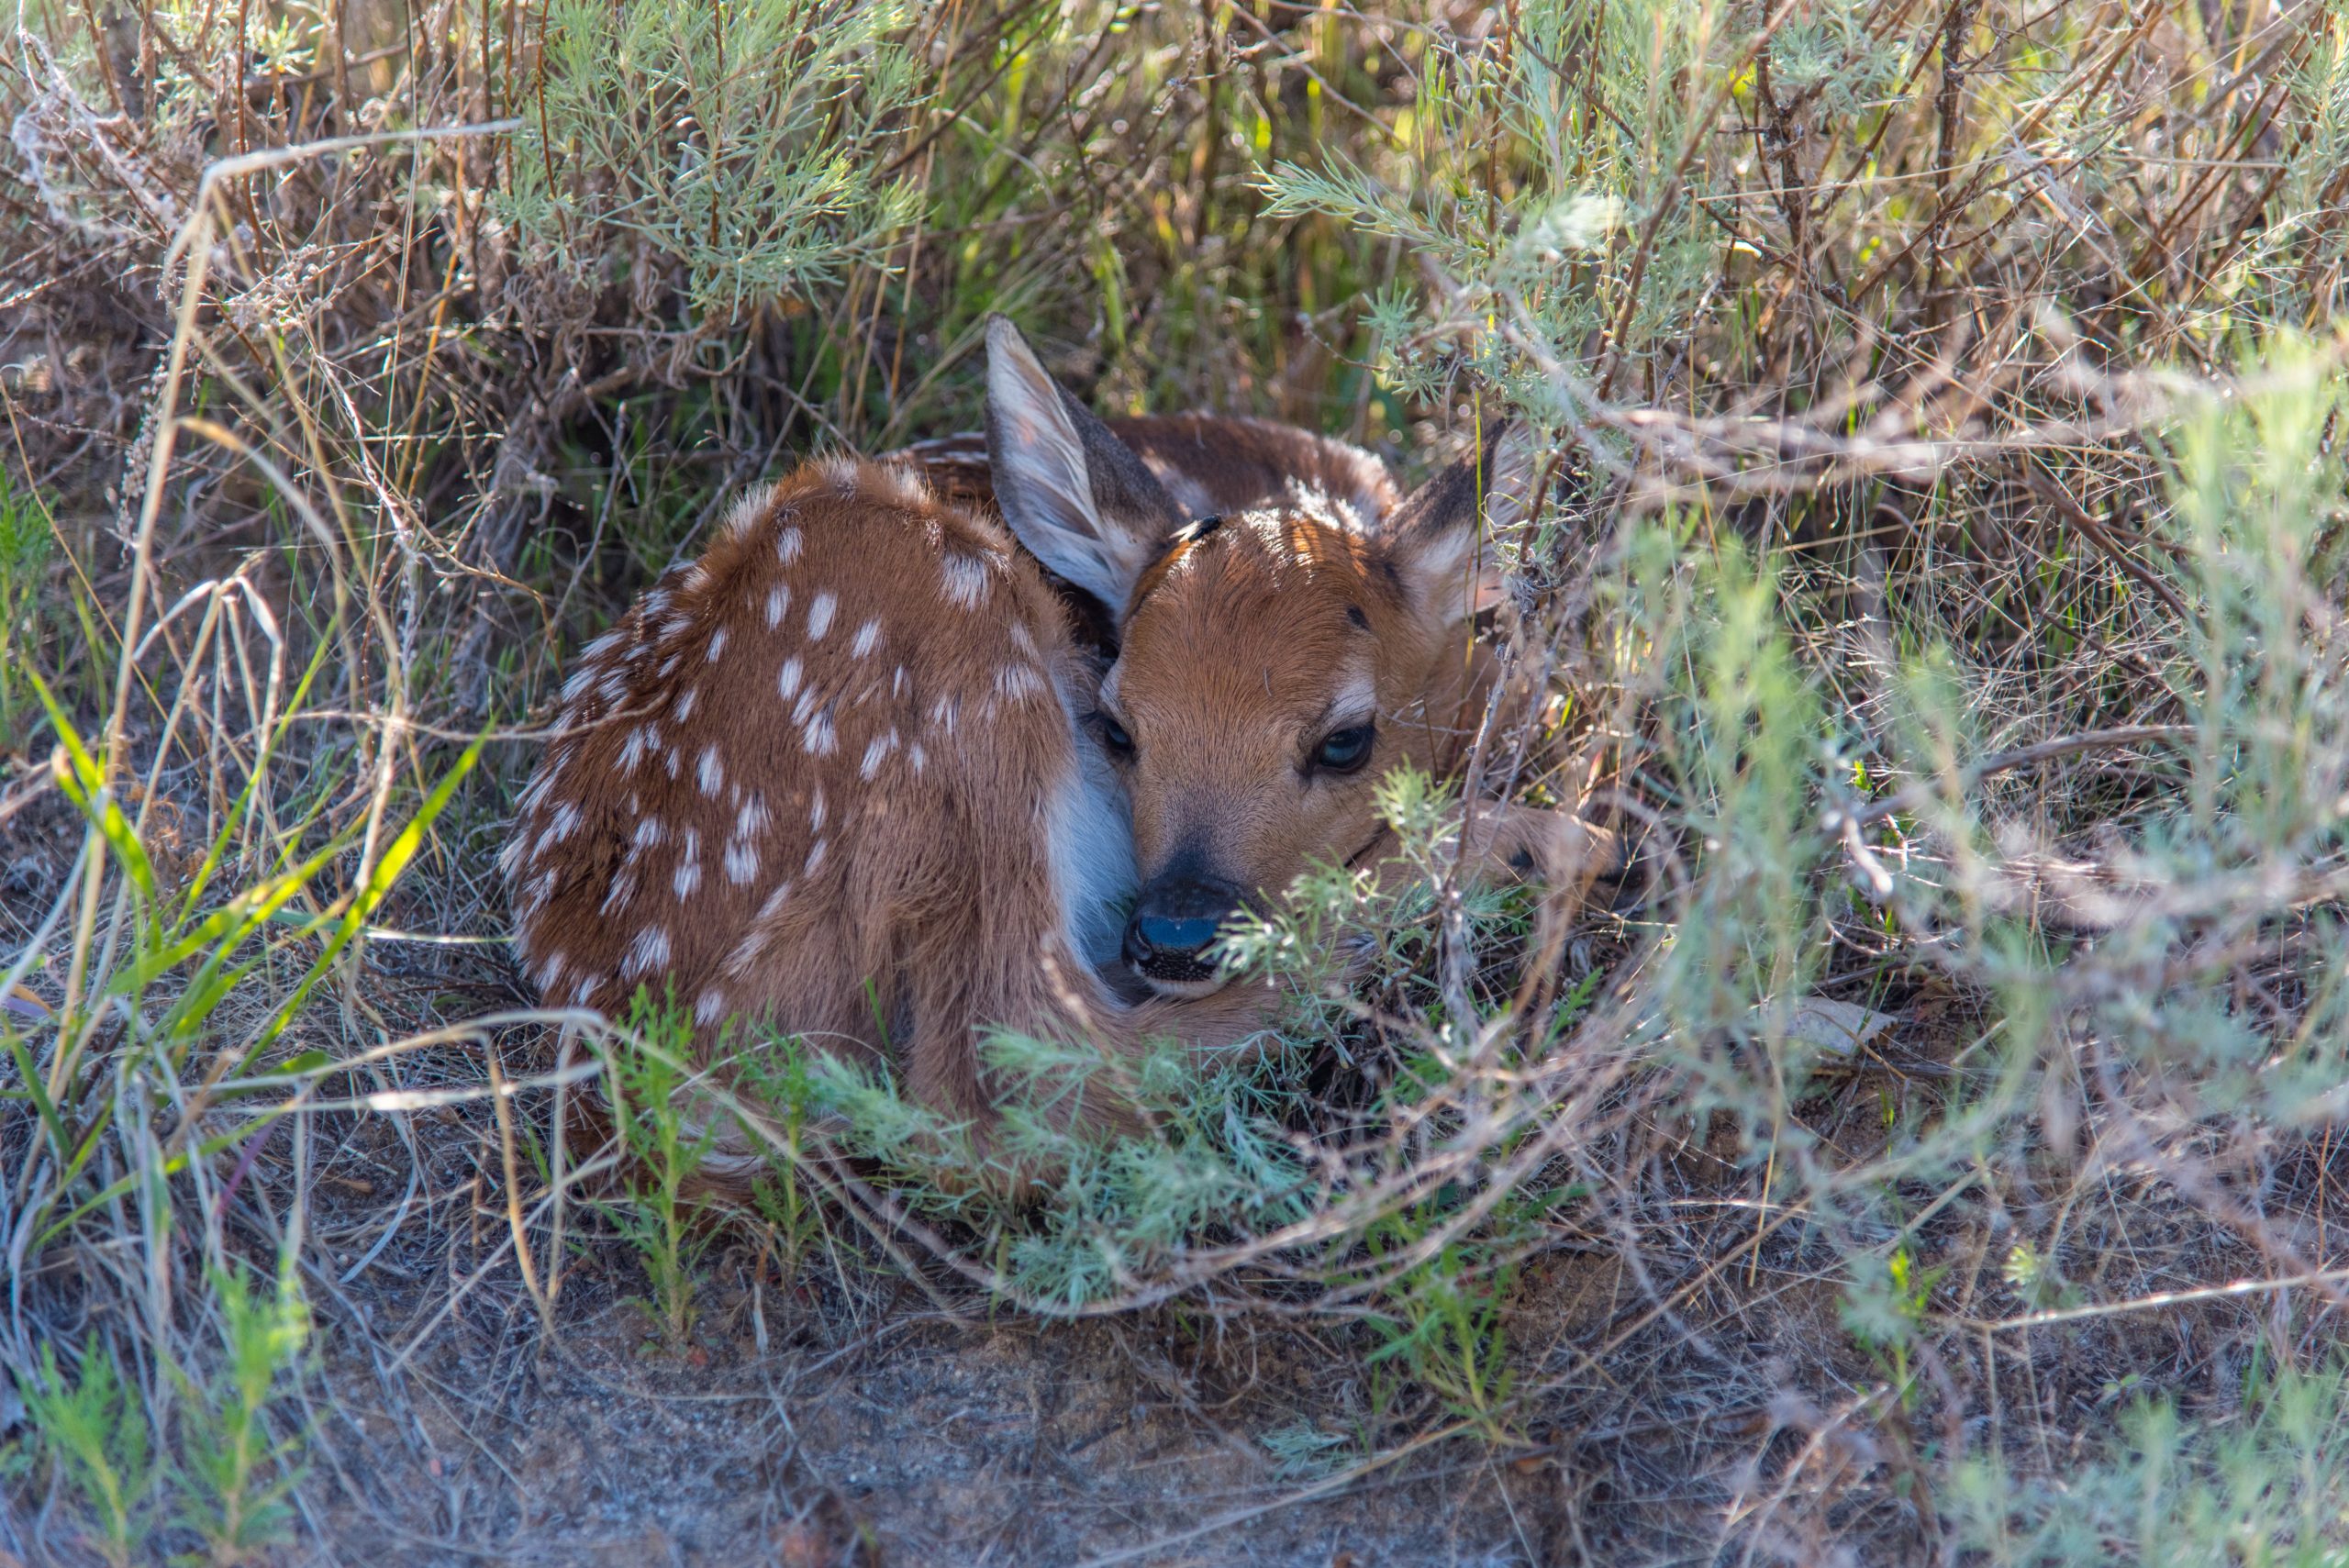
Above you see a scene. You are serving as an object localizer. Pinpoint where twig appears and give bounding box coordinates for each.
[1835,724,2195,830]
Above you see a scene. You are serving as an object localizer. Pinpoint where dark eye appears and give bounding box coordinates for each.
[1314,724,1375,773]
[1096,713,1134,757]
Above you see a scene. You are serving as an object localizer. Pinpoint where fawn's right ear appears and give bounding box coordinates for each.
[1381,420,1542,627]
[985,315,1182,617]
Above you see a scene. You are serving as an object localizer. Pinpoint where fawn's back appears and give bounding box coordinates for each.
[504,456,1142,1118]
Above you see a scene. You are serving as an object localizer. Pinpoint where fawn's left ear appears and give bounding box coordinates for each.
[984,315,1184,617]
[1381,421,1542,624]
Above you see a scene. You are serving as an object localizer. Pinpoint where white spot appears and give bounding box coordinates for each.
[562,662,597,702]
[995,664,1045,702]
[1008,622,1038,656]
[707,626,729,661]
[859,729,898,781]
[534,953,568,994]
[518,771,556,814]
[583,628,628,661]
[850,617,882,658]
[662,747,682,779]
[908,741,927,774]
[790,684,818,726]
[674,686,699,722]
[806,591,837,640]
[633,818,666,849]
[685,562,713,593]
[697,745,724,795]
[673,857,702,899]
[892,665,909,697]
[597,669,629,702]
[804,839,828,875]
[776,526,805,564]
[695,989,728,1026]
[724,840,759,884]
[765,584,792,628]
[618,728,650,774]
[571,976,597,1006]
[621,926,672,980]
[535,802,582,856]
[941,552,990,608]
[498,834,527,882]
[736,794,770,839]
[599,869,638,915]
[778,656,804,700]
[757,881,792,920]
[802,709,836,756]
[723,484,778,539]
[660,653,682,678]
[809,787,827,831]
[928,694,959,735]
[868,461,927,506]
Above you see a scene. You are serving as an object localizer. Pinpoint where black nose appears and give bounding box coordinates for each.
[1122,877,1242,983]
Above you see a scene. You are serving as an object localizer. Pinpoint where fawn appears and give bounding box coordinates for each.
[505,317,1609,1155]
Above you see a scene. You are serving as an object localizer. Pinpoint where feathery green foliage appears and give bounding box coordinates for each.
[504,0,929,319]
[13,1341,153,1568]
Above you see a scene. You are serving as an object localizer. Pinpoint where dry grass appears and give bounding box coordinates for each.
[7,0,2349,1563]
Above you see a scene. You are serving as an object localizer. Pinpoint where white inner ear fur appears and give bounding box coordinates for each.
[1401,424,1541,623]
[1405,527,1498,623]
[1482,423,1541,536]
[985,319,1152,611]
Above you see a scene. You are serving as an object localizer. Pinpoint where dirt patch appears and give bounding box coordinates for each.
[304,1236,1553,1566]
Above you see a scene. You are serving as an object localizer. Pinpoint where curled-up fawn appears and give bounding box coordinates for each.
[506,317,1613,1164]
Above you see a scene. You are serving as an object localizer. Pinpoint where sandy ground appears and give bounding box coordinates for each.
[303,1229,1563,1565]
[275,1074,1897,1568]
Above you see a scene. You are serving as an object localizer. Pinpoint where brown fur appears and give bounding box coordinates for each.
[1104,505,1491,913]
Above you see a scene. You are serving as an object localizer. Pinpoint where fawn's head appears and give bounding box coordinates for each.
[985,317,1542,996]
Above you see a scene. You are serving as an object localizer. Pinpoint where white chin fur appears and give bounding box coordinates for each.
[1140,969,1234,1001]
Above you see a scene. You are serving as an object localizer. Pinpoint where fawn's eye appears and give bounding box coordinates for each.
[1096,713,1134,757]
[1313,723,1375,774]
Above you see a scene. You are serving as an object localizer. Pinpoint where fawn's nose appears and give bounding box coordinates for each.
[1122,876,1243,984]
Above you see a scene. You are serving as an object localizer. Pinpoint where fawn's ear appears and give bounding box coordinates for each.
[1380,421,1542,625]
[985,316,1183,617]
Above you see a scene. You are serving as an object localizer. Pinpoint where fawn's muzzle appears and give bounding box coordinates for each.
[1122,875,1243,985]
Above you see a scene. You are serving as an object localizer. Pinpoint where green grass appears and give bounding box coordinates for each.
[602,992,725,1351]
[12,1340,153,1568]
